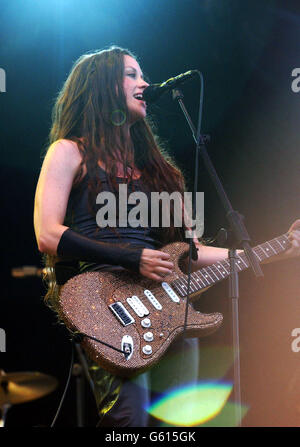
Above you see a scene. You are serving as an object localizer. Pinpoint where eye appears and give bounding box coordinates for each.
[126,72,136,78]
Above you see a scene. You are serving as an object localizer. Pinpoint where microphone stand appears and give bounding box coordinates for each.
[172,87,263,427]
[72,342,95,427]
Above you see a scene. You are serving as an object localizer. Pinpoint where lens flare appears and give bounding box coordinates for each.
[147,381,233,426]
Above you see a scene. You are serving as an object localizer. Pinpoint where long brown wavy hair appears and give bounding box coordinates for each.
[43,45,186,309]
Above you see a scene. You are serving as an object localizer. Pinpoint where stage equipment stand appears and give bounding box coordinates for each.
[173,86,263,427]
[73,343,95,427]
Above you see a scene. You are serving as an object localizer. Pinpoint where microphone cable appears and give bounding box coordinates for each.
[50,338,75,427]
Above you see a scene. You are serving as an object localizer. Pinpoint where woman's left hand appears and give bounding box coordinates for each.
[285,219,300,258]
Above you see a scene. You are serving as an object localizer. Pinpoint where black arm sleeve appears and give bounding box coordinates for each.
[56,228,142,273]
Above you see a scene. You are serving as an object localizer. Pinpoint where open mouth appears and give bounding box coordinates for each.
[133,93,144,101]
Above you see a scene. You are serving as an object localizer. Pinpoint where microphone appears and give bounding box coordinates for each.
[142,70,198,104]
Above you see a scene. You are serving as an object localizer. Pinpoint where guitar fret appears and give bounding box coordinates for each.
[187,277,197,293]
[176,276,198,295]
[269,241,281,255]
[265,241,276,255]
[267,240,277,252]
[172,280,182,291]
[178,277,189,290]
[276,238,284,250]
[234,259,243,271]
[193,272,207,288]
[254,247,261,256]
[253,249,262,262]
[197,272,211,287]
[208,264,226,282]
[260,242,275,258]
[214,265,225,280]
[202,268,214,284]
[237,255,248,268]
[222,259,230,272]
[174,285,185,296]
[281,235,289,247]
[172,279,187,297]
[188,273,198,292]
[214,263,225,278]
[224,255,248,272]
[190,273,201,291]
[191,271,208,291]
[270,235,288,253]
[176,276,196,294]
[206,265,220,281]
[171,233,289,299]
[217,262,227,277]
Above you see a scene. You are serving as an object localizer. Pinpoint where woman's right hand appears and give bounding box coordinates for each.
[139,248,174,282]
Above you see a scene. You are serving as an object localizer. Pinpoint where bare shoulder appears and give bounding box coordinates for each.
[45,139,83,171]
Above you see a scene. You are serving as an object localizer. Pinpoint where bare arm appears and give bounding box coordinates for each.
[34,140,173,281]
[182,236,236,273]
[34,139,83,254]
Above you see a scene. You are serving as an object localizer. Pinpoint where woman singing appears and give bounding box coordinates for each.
[34,46,300,427]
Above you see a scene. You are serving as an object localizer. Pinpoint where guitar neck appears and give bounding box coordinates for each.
[172,233,290,298]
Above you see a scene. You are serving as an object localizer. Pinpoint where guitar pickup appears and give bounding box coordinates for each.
[127,295,149,317]
[109,302,135,326]
[162,282,180,303]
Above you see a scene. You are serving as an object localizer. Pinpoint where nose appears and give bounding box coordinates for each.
[139,77,149,90]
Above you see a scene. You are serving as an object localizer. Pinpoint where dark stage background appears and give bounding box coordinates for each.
[0,0,299,427]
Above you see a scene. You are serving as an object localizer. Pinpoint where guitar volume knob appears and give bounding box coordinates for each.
[142,345,152,355]
[143,332,154,342]
[141,318,151,328]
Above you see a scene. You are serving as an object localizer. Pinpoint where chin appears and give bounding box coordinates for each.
[129,111,147,125]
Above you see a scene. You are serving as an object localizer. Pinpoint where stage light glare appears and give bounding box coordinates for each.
[147,382,233,426]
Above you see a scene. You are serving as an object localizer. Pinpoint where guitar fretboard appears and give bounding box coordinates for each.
[172,233,290,298]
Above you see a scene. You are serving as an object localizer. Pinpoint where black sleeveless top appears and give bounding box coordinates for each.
[62,165,166,276]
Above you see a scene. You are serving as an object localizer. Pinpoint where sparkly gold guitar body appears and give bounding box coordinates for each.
[58,234,288,377]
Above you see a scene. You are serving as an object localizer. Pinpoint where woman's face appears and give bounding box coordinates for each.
[123,55,149,124]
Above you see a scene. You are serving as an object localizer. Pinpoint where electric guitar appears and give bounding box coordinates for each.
[58,233,289,377]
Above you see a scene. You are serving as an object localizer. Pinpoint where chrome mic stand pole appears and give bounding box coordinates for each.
[173,86,263,427]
